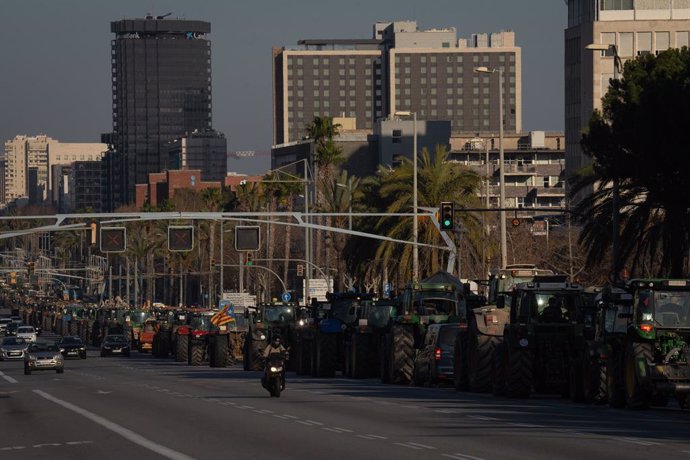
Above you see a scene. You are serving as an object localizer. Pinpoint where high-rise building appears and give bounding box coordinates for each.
[2,135,105,206]
[106,15,213,205]
[167,128,227,182]
[273,20,521,145]
[565,1,690,188]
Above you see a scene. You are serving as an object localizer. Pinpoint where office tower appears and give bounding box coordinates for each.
[107,15,212,205]
[565,0,690,187]
[167,128,227,182]
[273,20,520,145]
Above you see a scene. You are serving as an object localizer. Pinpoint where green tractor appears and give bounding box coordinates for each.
[571,285,632,405]
[344,299,397,379]
[243,303,298,371]
[382,278,466,385]
[492,275,585,398]
[455,265,553,393]
[605,279,690,409]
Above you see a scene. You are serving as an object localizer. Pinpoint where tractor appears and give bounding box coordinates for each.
[344,298,397,379]
[243,303,298,371]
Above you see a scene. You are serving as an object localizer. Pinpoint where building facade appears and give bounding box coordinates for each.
[69,161,103,212]
[167,129,227,182]
[449,131,566,218]
[106,15,213,205]
[565,0,690,186]
[2,135,105,207]
[273,20,520,145]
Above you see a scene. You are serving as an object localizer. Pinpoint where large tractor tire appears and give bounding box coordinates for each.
[351,333,372,379]
[467,322,500,393]
[505,346,533,398]
[569,357,586,403]
[624,341,653,409]
[389,325,414,385]
[315,334,337,378]
[176,334,189,363]
[606,353,626,408]
[492,343,506,396]
[583,352,607,405]
[189,341,205,366]
[210,335,229,368]
[453,332,468,391]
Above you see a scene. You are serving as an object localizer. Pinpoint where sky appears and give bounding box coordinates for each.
[0,0,566,175]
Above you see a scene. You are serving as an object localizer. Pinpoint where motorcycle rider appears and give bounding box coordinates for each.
[262,335,288,390]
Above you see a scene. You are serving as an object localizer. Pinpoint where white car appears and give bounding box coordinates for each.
[16,326,37,343]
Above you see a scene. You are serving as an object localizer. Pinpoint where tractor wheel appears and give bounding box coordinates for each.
[505,346,533,398]
[243,336,252,371]
[69,321,78,336]
[389,325,414,385]
[607,353,626,408]
[467,321,499,393]
[250,339,267,371]
[453,330,468,391]
[189,341,204,366]
[176,335,189,363]
[379,334,391,383]
[624,341,653,409]
[569,357,585,403]
[352,333,371,379]
[211,336,229,368]
[316,334,337,378]
[492,343,506,396]
[583,353,607,405]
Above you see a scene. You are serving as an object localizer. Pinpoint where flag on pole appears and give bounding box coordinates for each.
[211,304,236,327]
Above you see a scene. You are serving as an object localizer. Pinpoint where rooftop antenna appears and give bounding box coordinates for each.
[157,12,172,19]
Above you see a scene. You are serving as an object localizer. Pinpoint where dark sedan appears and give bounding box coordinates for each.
[100,334,131,357]
[56,336,87,359]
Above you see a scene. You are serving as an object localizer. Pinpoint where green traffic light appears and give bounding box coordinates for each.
[443,219,451,227]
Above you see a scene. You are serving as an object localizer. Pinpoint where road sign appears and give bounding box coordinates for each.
[235,226,260,251]
[168,226,194,252]
[281,292,291,302]
[384,282,392,296]
[303,278,333,303]
[100,227,127,253]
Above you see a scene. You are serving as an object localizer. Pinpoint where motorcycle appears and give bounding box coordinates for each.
[262,352,287,397]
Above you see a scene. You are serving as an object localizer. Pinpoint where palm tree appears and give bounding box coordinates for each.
[375,145,483,281]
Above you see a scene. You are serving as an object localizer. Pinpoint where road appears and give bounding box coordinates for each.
[0,334,688,460]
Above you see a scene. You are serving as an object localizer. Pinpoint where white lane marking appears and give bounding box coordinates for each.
[97,390,112,395]
[222,402,236,406]
[466,415,500,421]
[0,371,18,384]
[366,434,387,439]
[306,420,324,426]
[254,409,272,414]
[0,446,25,451]
[205,398,220,403]
[296,420,316,426]
[435,409,458,414]
[356,435,378,440]
[613,437,661,447]
[33,390,195,460]
[332,427,353,433]
[509,423,544,428]
[394,442,424,450]
[442,454,486,460]
[282,414,298,419]
[32,443,61,448]
[405,442,435,449]
[65,441,93,446]
[273,415,290,420]
[237,405,254,410]
[323,427,346,434]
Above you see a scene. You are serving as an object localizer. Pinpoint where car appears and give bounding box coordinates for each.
[5,322,19,336]
[100,334,131,357]
[0,336,29,360]
[412,323,461,387]
[57,336,87,359]
[0,318,11,335]
[16,326,37,343]
[24,343,64,374]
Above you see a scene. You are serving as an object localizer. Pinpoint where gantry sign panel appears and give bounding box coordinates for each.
[100,227,127,253]
[235,226,260,251]
[168,226,194,252]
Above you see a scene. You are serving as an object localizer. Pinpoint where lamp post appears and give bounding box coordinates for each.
[474,66,507,269]
[394,110,418,282]
[586,43,622,279]
[336,178,353,231]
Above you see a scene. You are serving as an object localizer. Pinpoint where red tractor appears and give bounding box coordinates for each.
[174,310,215,365]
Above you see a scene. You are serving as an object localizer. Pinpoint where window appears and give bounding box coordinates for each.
[600,0,633,10]
[637,32,652,56]
[655,32,670,54]
[677,31,690,49]
[619,32,634,57]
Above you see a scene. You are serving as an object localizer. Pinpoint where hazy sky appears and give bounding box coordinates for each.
[0,0,566,175]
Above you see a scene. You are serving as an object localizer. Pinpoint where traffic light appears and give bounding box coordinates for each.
[246,253,254,266]
[440,201,454,230]
[27,262,35,275]
[100,227,127,253]
[296,264,304,277]
[168,226,194,252]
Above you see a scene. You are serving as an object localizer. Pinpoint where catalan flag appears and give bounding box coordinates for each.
[211,304,236,327]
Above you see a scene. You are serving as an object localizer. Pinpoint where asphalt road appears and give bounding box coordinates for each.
[1,333,688,460]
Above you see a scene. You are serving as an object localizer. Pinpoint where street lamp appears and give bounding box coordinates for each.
[474,66,507,269]
[394,110,418,282]
[336,177,353,231]
[586,43,622,279]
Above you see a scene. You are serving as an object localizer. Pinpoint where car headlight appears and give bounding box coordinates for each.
[270,366,283,372]
[60,348,65,352]
[80,346,86,351]
[54,355,62,360]
[103,346,111,350]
